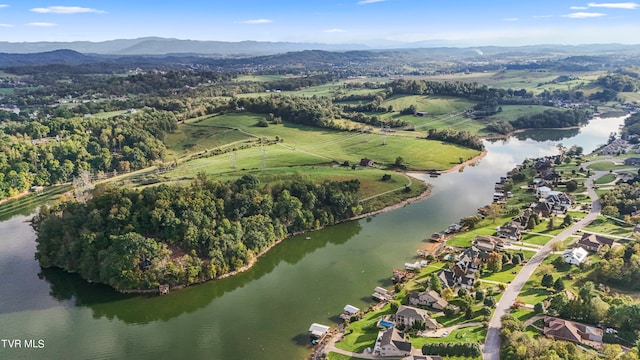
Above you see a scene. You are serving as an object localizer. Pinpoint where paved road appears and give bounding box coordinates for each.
[482,171,603,360]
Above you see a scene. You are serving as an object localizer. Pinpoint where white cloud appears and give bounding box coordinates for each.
[562,12,607,17]
[587,2,640,9]
[25,22,58,27]
[503,17,519,21]
[323,28,346,33]
[533,14,554,18]
[357,0,385,4]
[570,6,589,9]
[0,23,13,27]
[0,4,9,8]
[239,19,272,24]
[30,6,104,14]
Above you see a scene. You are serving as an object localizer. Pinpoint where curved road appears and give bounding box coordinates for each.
[482,170,604,360]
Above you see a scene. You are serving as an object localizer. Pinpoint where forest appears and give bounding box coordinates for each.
[32,174,362,290]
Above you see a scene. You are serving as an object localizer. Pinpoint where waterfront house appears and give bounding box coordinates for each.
[624,158,640,166]
[535,201,554,218]
[374,327,413,357]
[512,209,534,229]
[472,235,507,252]
[543,316,603,349]
[577,233,616,252]
[408,290,448,310]
[536,186,553,198]
[497,222,522,241]
[438,268,476,290]
[563,247,589,265]
[394,305,438,330]
[430,232,446,242]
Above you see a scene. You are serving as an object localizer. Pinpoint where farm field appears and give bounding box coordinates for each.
[181,112,481,170]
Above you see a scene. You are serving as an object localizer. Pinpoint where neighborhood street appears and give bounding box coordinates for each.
[482,170,604,360]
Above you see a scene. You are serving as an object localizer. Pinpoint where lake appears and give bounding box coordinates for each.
[0,116,625,360]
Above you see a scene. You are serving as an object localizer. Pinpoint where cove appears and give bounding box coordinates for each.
[0,116,625,360]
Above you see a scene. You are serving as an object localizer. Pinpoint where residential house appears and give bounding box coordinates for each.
[543,316,603,349]
[497,222,522,241]
[374,328,413,357]
[563,247,589,265]
[536,186,553,199]
[545,192,573,214]
[535,201,554,218]
[512,209,534,230]
[408,290,448,310]
[577,233,616,252]
[473,235,507,252]
[438,268,476,290]
[624,158,640,166]
[455,246,489,273]
[394,305,438,330]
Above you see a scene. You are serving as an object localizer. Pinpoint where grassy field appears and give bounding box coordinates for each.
[594,173,617,185]
[234,74,291,82]
[484,105,550,123]
[164,123,253,157]
[583,216,635,238]
[0,185,71,222]
[587,162,629,171]
[182,112,480,170]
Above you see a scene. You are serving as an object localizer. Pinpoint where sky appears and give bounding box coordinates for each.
[0,1,640,46]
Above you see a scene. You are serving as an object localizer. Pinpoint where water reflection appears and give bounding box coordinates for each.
[36,221,362,324]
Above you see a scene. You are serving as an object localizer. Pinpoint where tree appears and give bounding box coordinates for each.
[480,306,492,318]
[475,289,485,302]
[512,254,521,265]
[547,218,555,231]
[526,216,536,230]
[487,203,502,223]
[562,215,573,227]
[566,180,578,192]
[441,287,454,301]
[541,273,554,288]
[394,156,405,168]
[487,252,503,273]
[553,278,565,291]
[429,273,442,294]
[484,296,496,308]
[464,306,474,319]
[534,302,546,314]
[458,288,468,298]
[602,205,620,218]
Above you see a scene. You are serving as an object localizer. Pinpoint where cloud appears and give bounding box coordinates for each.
[25,22,58,27]
[562,11,607,17]
[533,14,554,18]
[0,4,8,8]
[30,6,104,14]
[357,0,385,4]
[587,2,639,9]
[239,19,272,24]
[570,6,589,9]
[323,28,346,33]
[0,23,13,27]
[503,17,519,21]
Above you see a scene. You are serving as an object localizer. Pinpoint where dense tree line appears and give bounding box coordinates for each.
[421,342,482,357]
[596,74,640,92]
[0,108,175,199]
[623,112,640,137]
[509,109,591,130]
[425,128,485,151]
[599,182,640,215]
[32,174,362,290]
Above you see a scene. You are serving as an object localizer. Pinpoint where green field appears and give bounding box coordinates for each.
[234,74,291,82]
[182,113,480,170]
[594,173,617,185]
[484,105,551,123]
[164,123,253,157]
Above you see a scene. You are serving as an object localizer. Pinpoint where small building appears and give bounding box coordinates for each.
[536,186,553,199]
[416,111,429,117]
[563,247,589,265]
[473,235,507,252]
[577,233,616,252]
[430,232,446,242]
[543,316,603,349]
[624,158,640,166]
[372,286,392,302]
[392,269,408,283]
[360,158,374,167]
[340,305,361,320]
[374,327,413,357]
[308,323,330,342]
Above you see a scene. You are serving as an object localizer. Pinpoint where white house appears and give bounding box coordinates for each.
[340,304,361,320]
[563,247,589,265]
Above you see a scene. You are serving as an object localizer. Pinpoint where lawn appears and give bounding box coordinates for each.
[587,162,629,171]
[583,217,634,238]
[336,304,395,353]
[411,325,487,348]
[164,123,252,157]
[327,353,357,360]
[521,233,553,246]
[595,173,617,185]
[480,264,521,283]
[484,105,550,124]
